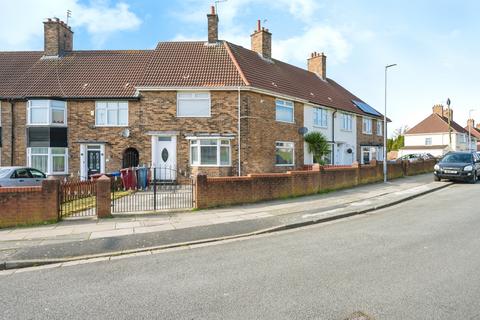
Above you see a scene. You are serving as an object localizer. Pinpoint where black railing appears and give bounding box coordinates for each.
[111,166,194,214]
[59,179,97,218]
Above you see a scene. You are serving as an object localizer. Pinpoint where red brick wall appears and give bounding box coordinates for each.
[0,179,60,228]
[195,160,435,209]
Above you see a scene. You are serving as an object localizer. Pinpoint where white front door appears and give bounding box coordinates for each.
[152,136,177,180]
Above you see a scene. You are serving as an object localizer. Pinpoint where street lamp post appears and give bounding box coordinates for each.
[384,63,397,183]
[469,109,476,151]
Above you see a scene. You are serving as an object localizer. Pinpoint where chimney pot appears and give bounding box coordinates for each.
[257,20,261,31]
[211,5,215,14]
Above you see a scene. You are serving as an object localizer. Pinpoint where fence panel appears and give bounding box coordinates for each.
[60,179,97,218]
[111,166,194,214]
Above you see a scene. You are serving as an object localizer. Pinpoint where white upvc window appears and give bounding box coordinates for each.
[425,137,432,145]
[275,141,295,166]
[28,100,67,126]
[341,113,353,131]
[95,101,128,126]
[177,92,211,117]
[275,99,294,123]
[362,117,372,134]
[28,147,68,175]
[377,120,383,136]
[313,107,328,127]
[190,138,231,166]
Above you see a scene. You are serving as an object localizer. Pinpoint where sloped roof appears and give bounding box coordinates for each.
[140,41,244,87]
[406,113,468,134]
[465,126,480,138]
[0,50,153,98]
[0,40,381,118]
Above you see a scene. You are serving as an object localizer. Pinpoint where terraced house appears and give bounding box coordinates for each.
[0,7,385,179]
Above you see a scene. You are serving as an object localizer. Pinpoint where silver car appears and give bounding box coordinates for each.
[0,167,47,187]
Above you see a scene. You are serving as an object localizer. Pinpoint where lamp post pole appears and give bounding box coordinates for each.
[384,63,397,183]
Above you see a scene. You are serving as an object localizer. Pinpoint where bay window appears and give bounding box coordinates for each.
[275,141,295,166]
[177,92,211,117]
[276,99,294,123]
[28,100,66,125]
[190,138,231,166]
[95,101,128,126]
[28,147,68,174]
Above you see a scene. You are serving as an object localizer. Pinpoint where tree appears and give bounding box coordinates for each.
[304,132,331,165]
[387,125,408,152]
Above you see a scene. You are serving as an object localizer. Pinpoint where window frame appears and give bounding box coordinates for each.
[95,101,129,127]
[341,113,353,132]
[176,91,211,118]
[376,120,383,136]
[27,100,67,126]
[362,117,373,134]
[189,138,232,167]
[313,107,328,128]
[27,147,68,175]
[275,99,295,124]
[275,141,295,166]
[425,137,432,145]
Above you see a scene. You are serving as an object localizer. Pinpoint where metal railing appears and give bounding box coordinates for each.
[59,179,97,218]
[111,166,194,214]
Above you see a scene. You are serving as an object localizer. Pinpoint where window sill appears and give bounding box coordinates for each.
[362,132,373,135]
[27,124,68,127]
[94,125,129,128]
[275,164,295,167]
[190,165,232,167]
[313,125,328,129]
[176,116,211,118]
[276,120,295,124]
[340,129,353,132]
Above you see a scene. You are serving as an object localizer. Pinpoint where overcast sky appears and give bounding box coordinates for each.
[2,0,479,136]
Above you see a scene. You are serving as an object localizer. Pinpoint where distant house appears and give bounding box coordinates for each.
[465,119,480,151]
[399,105,475,157]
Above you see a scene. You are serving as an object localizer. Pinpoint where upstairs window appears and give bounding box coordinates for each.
[96,101,128,126]
[177,92,211,117]
[341,113,353,131]
[362,117,372,134]
[276,99,294,123]
[425,137,432,145]
[313,107,328,127]
[377,120,383,136]
[28,100,66,126]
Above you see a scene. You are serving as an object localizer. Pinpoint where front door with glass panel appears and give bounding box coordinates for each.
[87,149,101,177]
[156,136,176,181]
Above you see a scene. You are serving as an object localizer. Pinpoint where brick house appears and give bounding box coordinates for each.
[465,119,480,151]
[400,105,475,157]
[0,8,385,179]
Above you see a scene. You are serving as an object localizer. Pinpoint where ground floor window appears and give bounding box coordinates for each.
[276,141,295,166]
[28,147,68,174]
[190,138,231,166]
[361,146,384,164]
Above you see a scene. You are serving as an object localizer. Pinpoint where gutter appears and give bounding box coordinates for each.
[237,87,241,176]
[332,110,337,165]
[8,99,15,166]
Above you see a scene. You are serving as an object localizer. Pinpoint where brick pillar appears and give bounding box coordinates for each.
[42,176,60,221]
[96,175,111,218]
[351,161,360,186]
[195,174,208,209]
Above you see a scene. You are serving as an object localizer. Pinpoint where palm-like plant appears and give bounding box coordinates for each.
[304,132,331,165]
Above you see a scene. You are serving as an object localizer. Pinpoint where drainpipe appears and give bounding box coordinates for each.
[331,110,337,165]
[237,87,241,176]
[9,100,15,166]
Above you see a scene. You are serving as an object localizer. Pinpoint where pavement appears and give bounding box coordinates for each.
[0,174,451,269]
[0,178,477,319]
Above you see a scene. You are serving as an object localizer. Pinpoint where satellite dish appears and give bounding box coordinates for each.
[121,128,130,138]
[298,127,308,135]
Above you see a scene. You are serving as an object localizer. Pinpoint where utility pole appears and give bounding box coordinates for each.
[447,98,452,150]
[384,64,397,183]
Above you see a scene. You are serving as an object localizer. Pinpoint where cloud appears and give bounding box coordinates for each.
[0,0,141,50]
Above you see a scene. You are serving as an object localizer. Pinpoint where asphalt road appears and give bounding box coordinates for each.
[2,182,480,320]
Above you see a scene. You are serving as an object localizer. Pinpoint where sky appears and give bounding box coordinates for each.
[1,0,479,137]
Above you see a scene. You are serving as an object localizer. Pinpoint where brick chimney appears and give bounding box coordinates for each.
[251,20,272,59]
[43,18,73,57]
[308,52,327,80]
[444,108,453,121]
[467,119,475,128]
[432,104,444,117]
[207,6,218,44]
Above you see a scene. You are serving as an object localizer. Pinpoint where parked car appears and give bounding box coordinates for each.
[433,152,480,183]
[0,167,47,187]
[397,153,435,162]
